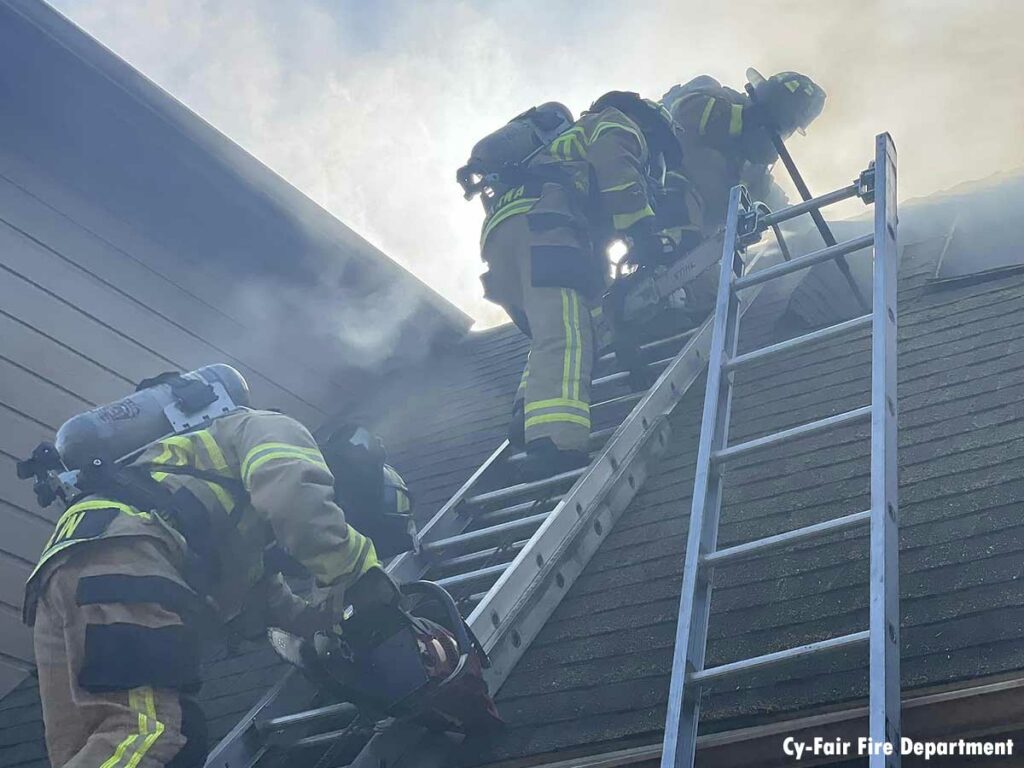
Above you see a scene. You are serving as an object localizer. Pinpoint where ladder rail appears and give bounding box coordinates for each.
[659,134,900,768]
[660,185,748,767]
[388,440,512,583]
[868,132,901,760]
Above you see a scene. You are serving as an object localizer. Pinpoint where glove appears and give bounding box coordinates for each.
[347,566,401,613]
[626,223,677,267]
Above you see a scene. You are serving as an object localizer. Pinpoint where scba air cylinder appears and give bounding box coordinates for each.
[55,364,250,470]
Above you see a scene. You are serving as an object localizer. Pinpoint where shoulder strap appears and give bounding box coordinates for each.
[130,463,248,508]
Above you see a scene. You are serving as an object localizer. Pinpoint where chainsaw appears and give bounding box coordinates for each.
[268,571,501,737]
[600,231,736,386]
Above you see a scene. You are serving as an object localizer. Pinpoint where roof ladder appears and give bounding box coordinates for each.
[659,133,900,768]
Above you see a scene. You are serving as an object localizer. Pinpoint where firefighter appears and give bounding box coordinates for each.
[460,93,684,477]
[21,366,383,768]
[661,69,826,229]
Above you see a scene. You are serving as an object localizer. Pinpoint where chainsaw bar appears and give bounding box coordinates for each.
[617,231,727,327]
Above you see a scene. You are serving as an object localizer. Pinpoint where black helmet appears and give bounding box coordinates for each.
[318,424,416,557]
[589,91,683,172]
[747,68,826,137]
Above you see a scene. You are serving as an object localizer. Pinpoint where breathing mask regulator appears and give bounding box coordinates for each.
[317,423,416,558]
[17,364,250,510]
[456,101,574,201]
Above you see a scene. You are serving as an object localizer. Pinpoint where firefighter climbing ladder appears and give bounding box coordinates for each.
[205,134,896,768]
[660,133,900,768]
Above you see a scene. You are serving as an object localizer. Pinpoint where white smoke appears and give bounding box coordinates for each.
[47,0,1024,328]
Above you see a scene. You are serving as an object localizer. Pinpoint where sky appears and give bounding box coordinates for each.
[47,0,1024,328]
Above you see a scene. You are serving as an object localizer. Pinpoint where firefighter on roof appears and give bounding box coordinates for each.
[458,93,689,477]
[20,365,388,768]
[661,68,826,228]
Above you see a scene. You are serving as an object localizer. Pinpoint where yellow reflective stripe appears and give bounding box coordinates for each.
[698,97,716,135]
[481,199,536,245]
[305,530,377,586]
[590,120,645,153]
[525,397,589,415]
[243,450,329,488]
[99,687,164,768]
[99,732,138,768]
[525,413,591,429]
[517,357,530,395]
[612,204,655,231]
[36,500,151,580]
[729,104,744,136]
[550,126,586,160]
[61,499,147,525]
[601,180,640,193]
[560,290,573,400]
[202,480,235,514]
[241,442,324,481]
[195,430,228,471]
[570,291,583,401]
[129,692,166,768]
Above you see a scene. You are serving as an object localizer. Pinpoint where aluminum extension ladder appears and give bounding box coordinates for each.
[207,256,777,768]
[207,277,773,768]
[660,133,900,768]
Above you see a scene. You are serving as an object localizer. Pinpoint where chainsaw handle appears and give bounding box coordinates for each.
[400,581,474,655]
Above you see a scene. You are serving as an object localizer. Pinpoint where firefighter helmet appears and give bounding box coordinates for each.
[747,68,826,137]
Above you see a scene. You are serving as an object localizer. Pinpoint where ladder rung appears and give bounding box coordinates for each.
[725,314,871,372]
[423,512,549,556]
[760,183,860,227]
[290,724,362,750]
[689,630,869,686]
[702,510,870,567]
[258,702,358,733]
[507,427,615,464]
[597,328,698,365]
[435,562,508,591]
[464,467,586,508]
[593,356,674,388]
[473,496,560,525]
[433,541,525,575]
[713,405,870,464]
[592,390,645,411]
[733,233,873,291]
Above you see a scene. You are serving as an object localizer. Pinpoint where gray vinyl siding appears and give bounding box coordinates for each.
[0,161,351,695]
[0,0,464,700]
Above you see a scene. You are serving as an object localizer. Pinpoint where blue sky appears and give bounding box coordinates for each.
[47,0,1024,326]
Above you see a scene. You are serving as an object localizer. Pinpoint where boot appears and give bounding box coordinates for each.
[517,437,590,482]
[508,400,526,451]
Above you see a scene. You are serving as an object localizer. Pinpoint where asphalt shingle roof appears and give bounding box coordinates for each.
[5,180,1024,768]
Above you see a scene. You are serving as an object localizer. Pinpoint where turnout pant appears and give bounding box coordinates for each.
[482,185,597,454]
[33,538,207,768]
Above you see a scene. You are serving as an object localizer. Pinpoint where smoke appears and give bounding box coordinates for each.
[47,0,1024,328]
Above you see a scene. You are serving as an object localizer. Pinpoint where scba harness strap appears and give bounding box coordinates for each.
[71,460,251,595]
